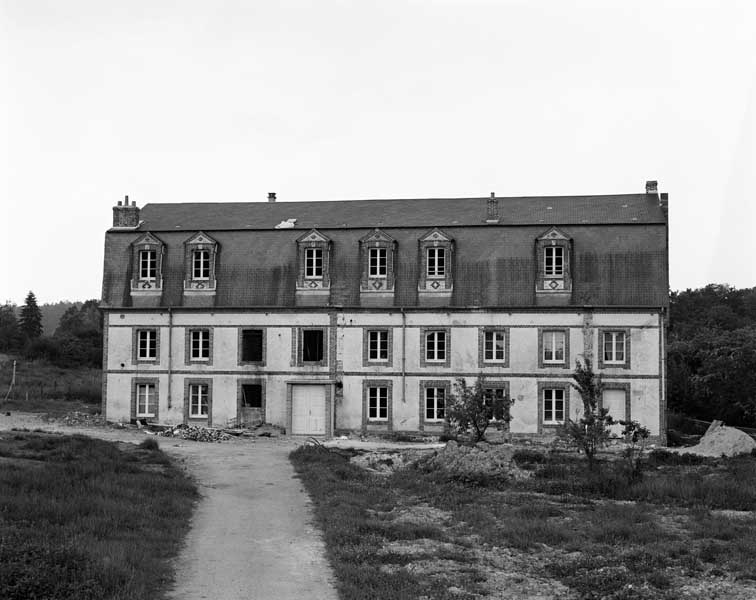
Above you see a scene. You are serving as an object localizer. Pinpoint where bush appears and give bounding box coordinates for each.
[512,449,547,468]
[138,438,160,451]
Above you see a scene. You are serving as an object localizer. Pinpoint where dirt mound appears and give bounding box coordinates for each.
[672,421,756,457]
[419,441,532,481]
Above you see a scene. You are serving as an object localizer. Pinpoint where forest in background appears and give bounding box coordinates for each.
[1,285,756,428]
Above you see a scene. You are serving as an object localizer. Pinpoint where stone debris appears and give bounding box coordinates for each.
[44,411,105,427]
[672,420,756,458]
[156,424,232,443]
[417,441,532,481]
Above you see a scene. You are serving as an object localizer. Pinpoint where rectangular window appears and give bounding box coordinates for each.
[305,248,323,278]
[241,384,263,408]
[369,248,387,277]
[542,330,565,364]
[425,331,446,362]
[189,383,209,417]
[135,383,157,417]
[302,329,324,362]
[193,250,210,279]
[368,330,389,361]
[483,387,508,421]
[484,331,506,362]
[603,331,626,364]
[368,387,388,420]
[241,329,263,362]
[426,247,445,277]
[137,329,157,360]
[543,388,565,424]
[139,250,156,280]
[544,246,564,277]
[190,329,210,360]
[425,387,446,421]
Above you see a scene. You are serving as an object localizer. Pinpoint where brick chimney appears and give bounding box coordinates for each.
[268,192,276,203]
[486,192,499,223]
[645,180,658,195]
[113,195,140,227]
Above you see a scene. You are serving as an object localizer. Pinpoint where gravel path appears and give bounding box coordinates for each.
[0,413,339,600]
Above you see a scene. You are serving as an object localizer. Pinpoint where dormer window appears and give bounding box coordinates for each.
[359,229,396,305]
[426,247,445,278]
[296,229,331,304]
[305,248,323,279]
[131,233,164,299]
[184,232,218,298]
[418,228,454,305]
[535,227,572,305]
[544,246,563,277]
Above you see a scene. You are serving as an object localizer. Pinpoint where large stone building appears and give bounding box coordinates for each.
[101,183,669,442]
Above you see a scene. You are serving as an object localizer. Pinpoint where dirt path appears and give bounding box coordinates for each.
[0,413,339,600]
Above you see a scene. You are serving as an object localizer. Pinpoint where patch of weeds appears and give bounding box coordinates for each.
[138,437,160,451]
[648,449,705,466]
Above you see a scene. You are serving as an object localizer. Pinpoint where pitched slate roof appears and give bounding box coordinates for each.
[130,193,666,232]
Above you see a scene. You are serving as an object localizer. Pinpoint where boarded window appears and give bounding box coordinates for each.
[302,329,324,362]
[241,384,263,408]
[241,329,263,362]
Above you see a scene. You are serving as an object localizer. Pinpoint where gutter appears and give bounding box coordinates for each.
[401,308,406,403]
[167,307,173,409]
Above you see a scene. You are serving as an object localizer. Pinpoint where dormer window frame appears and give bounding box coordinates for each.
[417,228,454,303]
[535,227,573,303]
[184,232,219,295]
[369,247,388,278]
[304,247,324,280]
[130,233,165,296]
[192,249,211,281]
[359,229,396,300]
[296,229,332,298]
[139,249,157,281]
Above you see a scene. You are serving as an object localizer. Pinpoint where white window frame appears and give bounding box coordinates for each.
[368,330,389,361]
[136,383,156,417]
[368,247,387,278]
[542,330,565,364]
[603,331,626,364]
[425,387,446,421]
[193,249,210,280]
[484,330,506,362]
[190,329,210,361]
[543,388,565,424]
[189,383,209,417]
[368,386,388,421]
[544,246,564,277]
[425,331,446,362]
[139,250,157,280]
[137,329,157,360]
[426,247,445,278]
[305,248,323,279]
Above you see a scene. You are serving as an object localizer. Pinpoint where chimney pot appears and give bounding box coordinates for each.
[268,192,276,202]
[490,192,495,199]
[117,200,122,206]
[645,180,658,194]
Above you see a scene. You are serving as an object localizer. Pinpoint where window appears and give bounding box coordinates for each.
[603,331,626,364]
[368,387,388,420]
[483,386,509,423]
[484,330,506,362]
[542,330,565,364]
[240,329,264,363]
[425,331,446,362]
[369,248,387,277]
[193,250,210,279]
[544,246,564,277]
[302,329,324,362]
[426,247,445,277]
[305,248,323,278]
[190,329,210,361]
[189,383,209,418]
[367,330,389,361]
[139,250,156,280]
[137,329,157,360]
[425,387,446,421]
[135,383,157,418]
[543,388,565,424]
[241,384,263,409]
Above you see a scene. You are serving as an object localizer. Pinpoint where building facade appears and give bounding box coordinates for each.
[101,184,669,442]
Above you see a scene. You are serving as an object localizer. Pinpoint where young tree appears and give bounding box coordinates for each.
[19,291,42,341]
[558,357,613,470]
[619,419,650,481]
[0,303,22,352]
[446,376,514,443]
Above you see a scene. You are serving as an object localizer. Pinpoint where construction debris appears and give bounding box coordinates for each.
[416,441,532,481]
[44,411,105,427]
[156,424,232,443]
[672,420,756,457]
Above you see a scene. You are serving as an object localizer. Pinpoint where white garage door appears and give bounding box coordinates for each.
[602,389,626,437]
[291,385,326,435]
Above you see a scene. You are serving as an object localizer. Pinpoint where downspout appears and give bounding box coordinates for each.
[401,308,406,403]
[659,307,667,445]
[167,306,173,410]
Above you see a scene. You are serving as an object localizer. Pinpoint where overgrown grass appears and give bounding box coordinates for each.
[0,355,101,413]
[292,445,756,600]
[0,432,198,600]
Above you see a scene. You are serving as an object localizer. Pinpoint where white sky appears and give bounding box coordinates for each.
[2,0,755,305]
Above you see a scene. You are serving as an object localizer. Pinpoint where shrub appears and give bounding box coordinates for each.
[446,376,514,443]
[138,438,160,451]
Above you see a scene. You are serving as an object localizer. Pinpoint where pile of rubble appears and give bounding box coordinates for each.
[45,411,105,427]
[672,420,756,457]
[156,424,232,443]
[417,441,531,481]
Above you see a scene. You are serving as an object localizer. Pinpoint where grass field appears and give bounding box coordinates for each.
[291,445,756,600]
[0,431,198,600]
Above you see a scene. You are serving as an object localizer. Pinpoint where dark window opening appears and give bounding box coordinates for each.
[302,329,324,362]
[241,384,263,408]
[241,330,263,362]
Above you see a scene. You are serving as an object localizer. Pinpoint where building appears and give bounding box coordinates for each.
[101,183,669,442]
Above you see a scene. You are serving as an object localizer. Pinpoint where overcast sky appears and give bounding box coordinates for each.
[2,0,755,305]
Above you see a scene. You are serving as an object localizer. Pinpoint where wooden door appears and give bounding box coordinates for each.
[602,389,626,437]
[291,385,326,435]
